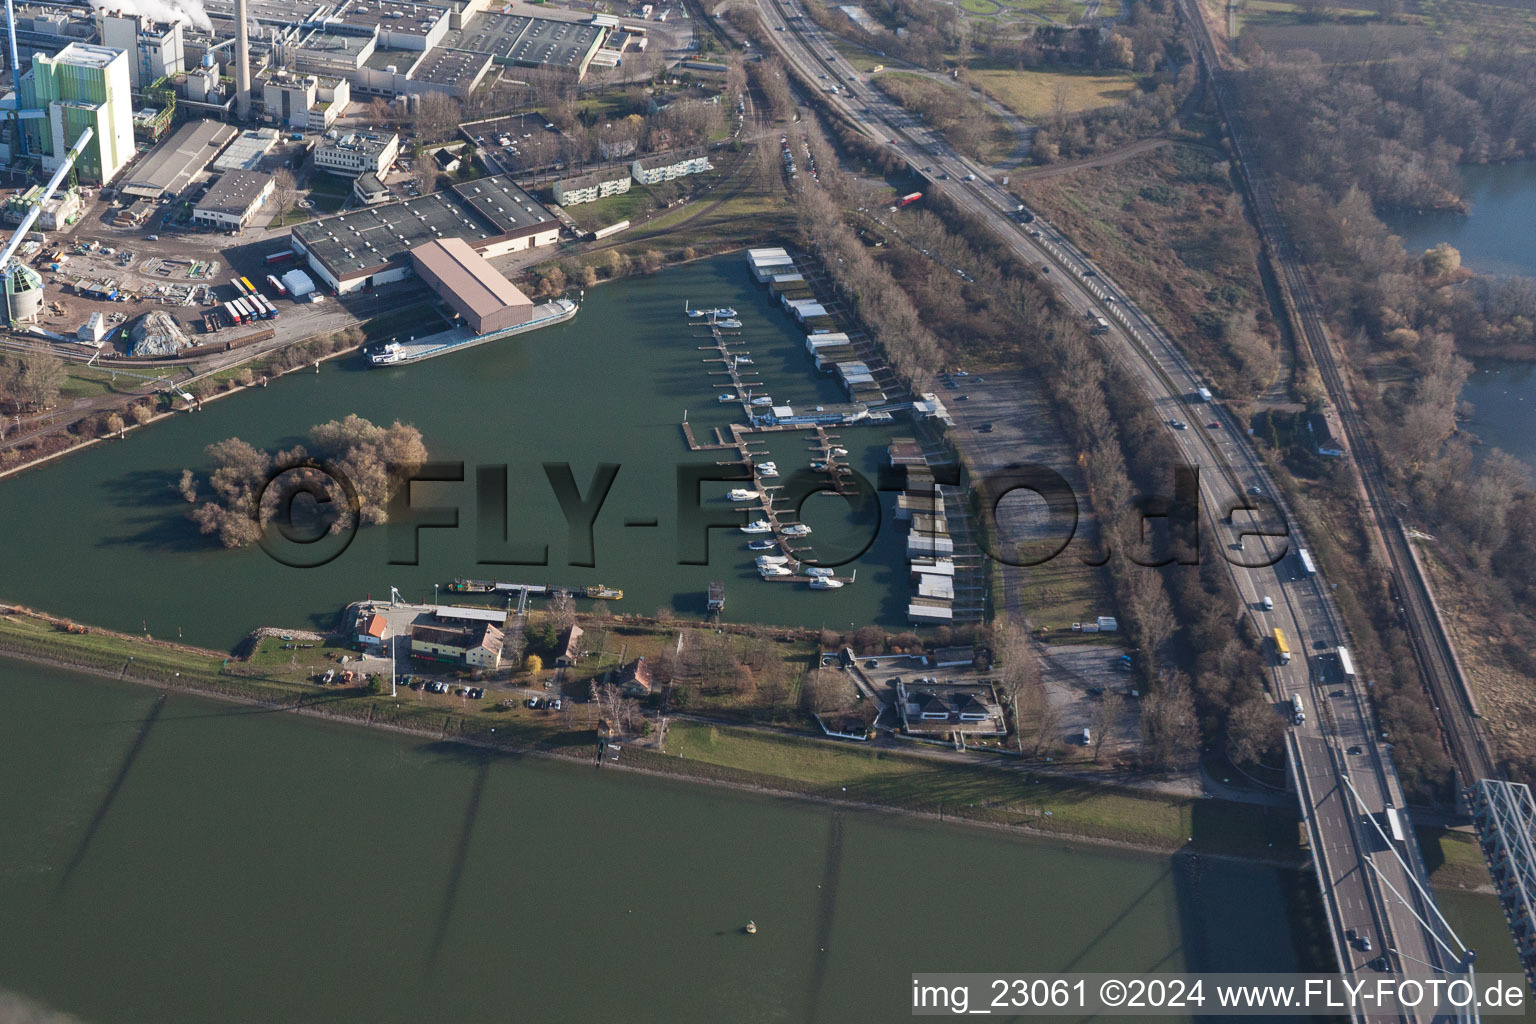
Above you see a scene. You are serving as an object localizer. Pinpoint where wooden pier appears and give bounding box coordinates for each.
[679,312,868,586]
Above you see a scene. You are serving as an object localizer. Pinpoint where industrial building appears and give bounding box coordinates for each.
[210,128,280,172]
[118,119,237,200]
[551,170,631,206]
[96,10,184,91]
[313,129,398,177]
[410,237,533,334]
[290,174,560,294]
[439,12,609,79]
[3,185,81,230]
[261,69,350,130]
[353,172,389,204]
[19,43,136,185]
[192,170,274,231]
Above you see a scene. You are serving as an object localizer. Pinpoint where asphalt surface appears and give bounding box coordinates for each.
[756,1,1471,1013]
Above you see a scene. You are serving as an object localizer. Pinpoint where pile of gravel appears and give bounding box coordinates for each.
[129,311,193,358]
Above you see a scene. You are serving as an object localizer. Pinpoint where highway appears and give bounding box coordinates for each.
[753,0,1475,1014]
[1168,0,1496,793]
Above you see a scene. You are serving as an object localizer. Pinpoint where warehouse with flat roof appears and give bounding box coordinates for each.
[411,237,533,334]
[192,170,274,231]
[290,174,560,294]
[118,119,236,200]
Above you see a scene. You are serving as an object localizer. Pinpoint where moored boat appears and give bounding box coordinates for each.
[729,488,760,502]
[718,392,737,403]
[781,523,812,537]
[809,577,845,590]
[747,539,777,550]
[585,585,623,600]
[741,520,772,534]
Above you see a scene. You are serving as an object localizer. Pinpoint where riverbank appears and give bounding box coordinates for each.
[0,602,1291,860]
[0,602,1497,888]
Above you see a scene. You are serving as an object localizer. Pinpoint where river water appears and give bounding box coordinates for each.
[0,256,1521,1021]
[0,658,1321,1024]
[1384,161,1536,470]
[0,257,915,650]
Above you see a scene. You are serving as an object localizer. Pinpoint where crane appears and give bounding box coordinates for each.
[0,126,93,270]
[2,126,93,326]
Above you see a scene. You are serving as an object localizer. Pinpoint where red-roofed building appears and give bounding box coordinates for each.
[355,611,388,647]
[618,656,653,698]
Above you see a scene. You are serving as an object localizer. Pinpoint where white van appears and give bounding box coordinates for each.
[1081,727,1092,746]
[1262,595,1274,610]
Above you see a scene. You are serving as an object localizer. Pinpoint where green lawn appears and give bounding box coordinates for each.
[563,185,669,233]
[663,721,1303,856]
[59,365,157,401]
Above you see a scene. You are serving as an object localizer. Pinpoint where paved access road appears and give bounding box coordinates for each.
[756,2,1470,1015]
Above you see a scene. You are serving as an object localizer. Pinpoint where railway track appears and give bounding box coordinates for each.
[1172,0,1494,791]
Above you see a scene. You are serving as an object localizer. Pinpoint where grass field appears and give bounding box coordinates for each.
[1418,826,1493,890]
[58,365,158,402]
[664,720,1304,856]
[967,67,1138,120]
[563,184,673,233]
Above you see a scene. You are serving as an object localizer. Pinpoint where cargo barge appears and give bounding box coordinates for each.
[367,297,577,366]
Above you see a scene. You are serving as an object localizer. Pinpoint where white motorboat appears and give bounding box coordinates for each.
[804,567,835,578]
[747,539,777,550]
[756,554,791,566]
[809,577,845,590]
[729,488,760,502]
[830,446,848,456]
[750,396,773,407]
[688,305,737,318]
[734,356,754,366]
[718,392,737,403]
[759,564,793,577]
[713,318,743,329]
[780,523,812,537]
[756,461,778,476]
[740,520,772,534]
[368,341,403,365]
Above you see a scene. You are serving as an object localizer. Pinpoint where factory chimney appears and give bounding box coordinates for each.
[234,0,251,120]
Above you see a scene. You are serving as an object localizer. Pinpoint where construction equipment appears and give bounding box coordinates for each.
[3,127,95,326]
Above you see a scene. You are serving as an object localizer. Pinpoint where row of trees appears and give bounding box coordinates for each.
[0,347,66,415]
[871,75,1004,164]
[180,414,427,548]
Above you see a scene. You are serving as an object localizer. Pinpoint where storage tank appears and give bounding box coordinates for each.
[3,263,46,324]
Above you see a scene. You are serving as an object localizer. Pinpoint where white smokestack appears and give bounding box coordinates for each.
[234,0,250,119]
